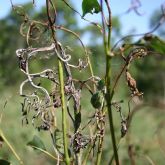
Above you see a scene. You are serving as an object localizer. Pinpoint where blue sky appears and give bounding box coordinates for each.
[0,0,164,35]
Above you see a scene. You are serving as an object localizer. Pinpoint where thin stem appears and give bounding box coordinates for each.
[0,129,24,165]
[101,0,119,164]
[58,60,70,165]
[105,0,112,52]
[111,13,165,51]
[61,0,102,31]
[111,63,127,95]
[0,101,7,124]
[106,56,119,165]
[55,25,95,91]
[96,105,105,164]
[82,125,97,165]
[50,132,61,165]
[82,146,93,165]
[95,1,107,165]
[75,152,82,165]
[96,136,104,165]
[30,145,63,161]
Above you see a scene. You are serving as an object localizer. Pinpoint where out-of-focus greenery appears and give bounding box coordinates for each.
[134,35,165,102]
[149,9,165,37]
[0,1,165,165]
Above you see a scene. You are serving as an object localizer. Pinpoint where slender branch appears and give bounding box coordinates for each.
[96,132,104,165]
[139,154,156,165]
[0,101,7,124]
[96,99,105,165]
[111,63,127,95]
[112,12,165,51]
[50,131,62,165]
[105,0,112,51]
[82,128,97,165]
[46,0,57,43]
[54,25,96,91]
[30,145,63,161]
[0,129,24,165]
[61,0,102,31]
[82,145,93,165]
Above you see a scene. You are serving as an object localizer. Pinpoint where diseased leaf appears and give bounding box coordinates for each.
[91,92,102,109]
[0,159,10,165]
[27,135,46,151]
[82,0,101,17]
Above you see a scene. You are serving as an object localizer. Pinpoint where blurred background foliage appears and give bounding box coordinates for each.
[0,1,165,164]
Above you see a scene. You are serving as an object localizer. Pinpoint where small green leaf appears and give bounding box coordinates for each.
[91,92,102,109]
[27,135,46,151]
[149,36,165,54]
[82,0,101,17]
[97,79,105,91]
[0,159,10,165]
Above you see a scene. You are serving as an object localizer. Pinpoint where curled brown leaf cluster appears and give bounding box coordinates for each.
[126,70,143,97]
[125,47,148,97]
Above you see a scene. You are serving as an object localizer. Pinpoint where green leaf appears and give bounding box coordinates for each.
[136,35,165,54]
[82,0,101,17]
[149,36,165,54]
[91,92,102,109]
[97,79,105,91]
[27,135,46,151]
[0,159,10,165]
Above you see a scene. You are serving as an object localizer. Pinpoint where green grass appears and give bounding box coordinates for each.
[0,87,165,164]
[0,88,57,165]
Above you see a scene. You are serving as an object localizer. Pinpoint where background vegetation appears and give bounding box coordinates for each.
[0,0,165,164]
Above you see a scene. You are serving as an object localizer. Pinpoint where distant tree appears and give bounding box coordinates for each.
[135,35,165,102]
[149,8,165,37]
[0,1,122,88]
[133,8,165,102]
[0,1,79,87]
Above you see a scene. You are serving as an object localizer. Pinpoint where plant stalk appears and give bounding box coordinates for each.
[96,136,104,165]
[105,52,119,165]
[58,60,70,165]
[100,0,119,164]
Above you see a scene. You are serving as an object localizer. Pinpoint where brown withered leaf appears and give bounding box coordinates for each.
[126,71,143,97]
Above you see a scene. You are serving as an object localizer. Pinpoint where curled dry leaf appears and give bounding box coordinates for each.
[126,71,143,97]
